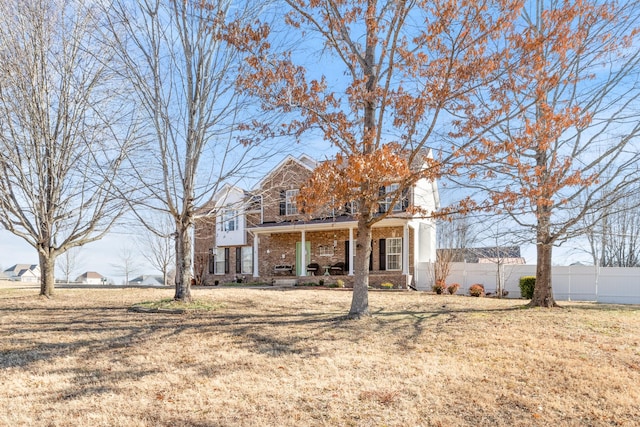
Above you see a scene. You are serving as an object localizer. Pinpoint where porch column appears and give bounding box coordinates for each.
[300,230,307,276]
[253,233,259,278]
[402,223,409,275]
[410,223,419,285]
[348,227,354,276]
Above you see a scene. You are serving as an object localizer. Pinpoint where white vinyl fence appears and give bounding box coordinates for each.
[415,262,640,304]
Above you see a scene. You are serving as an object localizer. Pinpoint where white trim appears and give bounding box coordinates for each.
[300,230,307,277]
[348,228,354,276]
[402,224,409,275]
[253,234,259,277]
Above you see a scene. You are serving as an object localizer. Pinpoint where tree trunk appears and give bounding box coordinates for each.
[174,220,192,302]
[39,250,56,297]
[529,223,558,307]
[349,218,372,318]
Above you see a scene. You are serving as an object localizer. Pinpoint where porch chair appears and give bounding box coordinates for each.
[306,263,320,276]
[330,262,345,275]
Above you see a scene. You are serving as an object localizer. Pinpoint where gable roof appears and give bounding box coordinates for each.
[76,271,104,280]
[254,154,317,190]
[129,275,165,286]
[196,183,253,217]
[4,264,39,277]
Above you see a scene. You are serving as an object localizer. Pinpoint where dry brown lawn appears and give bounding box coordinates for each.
[1,286,639,426]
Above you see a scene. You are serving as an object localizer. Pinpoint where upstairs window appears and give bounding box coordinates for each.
[380,184,401,212]
[345,200,359,215]
[285,189,299,215]
[222,209,237,232]
[246,194,261,212]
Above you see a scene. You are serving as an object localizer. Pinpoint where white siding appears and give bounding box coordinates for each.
[215,187,246,247]
[413,178,438,213]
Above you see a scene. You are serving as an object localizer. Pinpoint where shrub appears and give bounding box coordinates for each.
[381,282,394,289]
[432,280,446,294]
[336,279,345,288]
[447,283,460,295]
[469,283,485,297]
[319,279,325,286]
[519,276,536,299]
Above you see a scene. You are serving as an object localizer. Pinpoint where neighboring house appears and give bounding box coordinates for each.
[3,264,41,282]
[128,275,165,286]
[194,153,439,289]
[437,247,525,265]
[75,271,105,285]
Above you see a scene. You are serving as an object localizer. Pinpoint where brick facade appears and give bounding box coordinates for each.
[194,154,434,288]
[260,158,313,224]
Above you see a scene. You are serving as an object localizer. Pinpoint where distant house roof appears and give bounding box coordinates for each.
[76,271,104,281]
[437,246,524,264]
[4,264,40,277]
[128,275,165,286]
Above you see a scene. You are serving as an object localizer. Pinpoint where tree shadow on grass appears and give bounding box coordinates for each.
[5,295,629,373]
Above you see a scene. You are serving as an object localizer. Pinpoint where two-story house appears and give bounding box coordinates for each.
[194,153,439,289]
[3,264,40,282]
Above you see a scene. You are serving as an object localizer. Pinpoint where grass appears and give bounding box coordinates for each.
[219,281,270,287]
[1,287,639,426]
[131,297,223,312]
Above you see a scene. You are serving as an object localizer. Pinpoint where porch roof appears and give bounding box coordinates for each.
[248,216,411,234]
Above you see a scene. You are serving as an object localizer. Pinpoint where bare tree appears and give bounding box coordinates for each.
[434,215,476,286]
[111,245,141,285]
[0,0,135,296]
[583,194,640,267]
[472,223,522,298]
[56,247,82,284]
[108,0,283,302]
[138,217,174,286]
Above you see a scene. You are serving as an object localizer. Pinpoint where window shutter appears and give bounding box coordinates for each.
[369,240,374,271]
[279,190,286,215]
[235,247,241,274]
[224,248,230,274]
[378,187,386,213]
[379,239,386,271]
[208,249,214,274]
[344,241,349,272]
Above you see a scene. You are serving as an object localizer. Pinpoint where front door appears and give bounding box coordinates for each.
[296,241,311,275]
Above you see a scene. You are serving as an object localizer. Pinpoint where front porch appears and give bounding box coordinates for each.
[250,219,413,282]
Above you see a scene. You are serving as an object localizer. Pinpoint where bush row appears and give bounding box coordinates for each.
[433,277,537,298]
